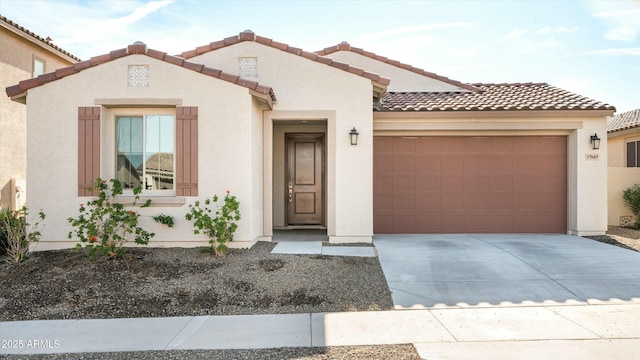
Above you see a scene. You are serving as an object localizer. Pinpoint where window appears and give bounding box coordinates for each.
[627,140,640,167]
[116,115,175,192]
[33,57,45,77]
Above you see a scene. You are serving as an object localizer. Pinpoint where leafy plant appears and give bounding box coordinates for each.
[623,184,640,229]
[67,178,154,260]
[153,214,175,228]
[0,207,45,263]
[185,190,240,256]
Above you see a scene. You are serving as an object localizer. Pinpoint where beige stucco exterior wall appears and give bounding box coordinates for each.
[0,26,75,210]
[607,132,640,226]
[374,111,610,235]
[321,50,470,92]
[24,54,266,250]
[191,42,375,242]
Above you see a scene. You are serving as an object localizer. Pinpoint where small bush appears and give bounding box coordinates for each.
[185,190,240,256]
[153,214,175,228]
[67,178,154,260]
[623,184,640,229]
[0,207,45,263]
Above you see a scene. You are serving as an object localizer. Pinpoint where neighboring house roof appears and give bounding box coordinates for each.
[0,15,81,62]
[378,83,616,112]
[315,41,480,92]
[6,42,276,105]
[180,30,390,88]
[607,108,640,133]
[141,152,173,172]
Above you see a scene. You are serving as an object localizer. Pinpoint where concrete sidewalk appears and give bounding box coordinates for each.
[2,304,640,358]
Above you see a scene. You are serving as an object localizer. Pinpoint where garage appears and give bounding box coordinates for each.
[373,136,567,233]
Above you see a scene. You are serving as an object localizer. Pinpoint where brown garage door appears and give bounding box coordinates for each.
[373,136,567,233]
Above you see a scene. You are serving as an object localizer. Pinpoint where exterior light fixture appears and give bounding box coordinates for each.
[349,127,359,146]
[590,133,601,150]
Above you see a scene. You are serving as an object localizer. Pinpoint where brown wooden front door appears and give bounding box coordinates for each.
[286,134,324,225]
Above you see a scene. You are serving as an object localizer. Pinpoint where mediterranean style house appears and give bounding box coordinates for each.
[607,108,640,227]
[5,30,615,250]
[0,15,79,210]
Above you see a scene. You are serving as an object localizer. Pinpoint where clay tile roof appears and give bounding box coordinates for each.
[378,83,616,112]
[5,42,276,103]
[180,30,390,87]
[608,108,640,133]
[0,15,81,61]
[316,42,479,92]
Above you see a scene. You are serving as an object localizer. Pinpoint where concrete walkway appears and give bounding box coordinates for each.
[2,304,640,358]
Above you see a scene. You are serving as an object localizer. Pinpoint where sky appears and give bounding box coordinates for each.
[1,0,638,113]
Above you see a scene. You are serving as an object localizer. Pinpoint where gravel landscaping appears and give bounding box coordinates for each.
[1,241,422,359]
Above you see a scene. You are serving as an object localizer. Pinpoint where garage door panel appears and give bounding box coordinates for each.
[441,138,465,153]
[393,176,416,192]
[465,214,492,232]
[393,196,416,211]
[491,176,513,192]
[393,138,416,152]
[416,176,441,192]
[374,175,393,193]
[441,194,464,210]
[491,156,513,173]
[416,156,441,173]
[465,156,492,173]
[464,194,492,210]
[441,156,464,174]
[417,195,442,212]
[442,176,464,191]
[374,136,566,234]
[393,215,416,233]
[374,154,393,173]
[514,155,541,174]
[465,176,491,192]
[491,194,514,210]
[393,155,415,173]
[490,137,514,153]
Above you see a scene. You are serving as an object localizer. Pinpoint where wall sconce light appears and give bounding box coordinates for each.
[349,127,359,146]
[590,133,601,150]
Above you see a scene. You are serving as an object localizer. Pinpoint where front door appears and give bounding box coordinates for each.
[286,134,324,225]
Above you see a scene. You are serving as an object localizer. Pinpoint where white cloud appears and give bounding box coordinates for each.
[354,22,474,45]
[500,29,528,41]
[589,1,640,42]
[593,8,640,18]
[445,47,479,58]
[605,26,638,42]
[578,47,640,56]
[535,26,578,35]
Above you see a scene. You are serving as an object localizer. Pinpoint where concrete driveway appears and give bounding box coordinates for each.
[374,234,640,308]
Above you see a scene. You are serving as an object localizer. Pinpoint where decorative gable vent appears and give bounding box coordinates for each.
[128,65,149,87]
[238,57,258,79]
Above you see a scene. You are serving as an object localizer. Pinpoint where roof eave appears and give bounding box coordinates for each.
[374,109,615,119]
[0,17,80,62]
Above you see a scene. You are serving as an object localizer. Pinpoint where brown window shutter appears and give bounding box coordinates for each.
[78,107,101,196]
[176,106,198,196]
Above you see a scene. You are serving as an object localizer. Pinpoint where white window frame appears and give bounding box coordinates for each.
[108,107,176,196]
[32,56,45,77]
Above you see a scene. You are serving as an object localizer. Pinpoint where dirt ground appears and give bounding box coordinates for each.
[0,242,393,322]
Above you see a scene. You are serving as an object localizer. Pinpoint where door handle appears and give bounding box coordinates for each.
[288,182,293,202]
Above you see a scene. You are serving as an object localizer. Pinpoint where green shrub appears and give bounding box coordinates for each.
[67,178,154,260]
[153,214,175,228]
[0,207,45,262]
[623,184,640,229]
[185,191,240,256]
